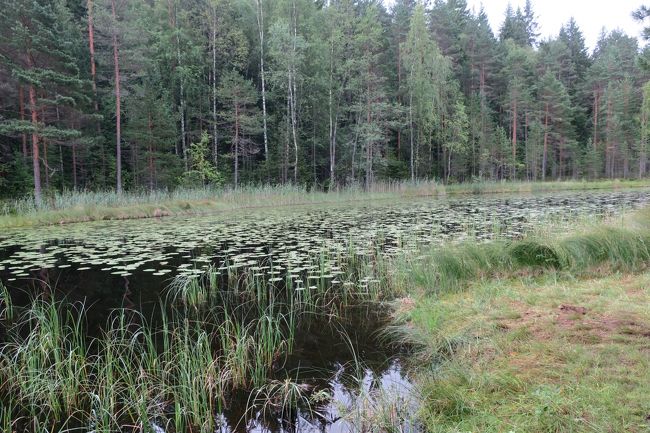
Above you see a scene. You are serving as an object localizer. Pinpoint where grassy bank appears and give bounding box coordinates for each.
[391,207,650,294]
[391,209,650,432]
[2,178,649,228]
[396,272,650,432]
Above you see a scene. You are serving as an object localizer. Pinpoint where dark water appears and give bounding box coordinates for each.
[215,360,415,433]
[1,189,649,432]
[214,308,416,433]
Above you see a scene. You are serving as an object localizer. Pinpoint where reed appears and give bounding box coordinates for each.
[0,295,297,432]
[0,282,12,321]
[3,178,647,228]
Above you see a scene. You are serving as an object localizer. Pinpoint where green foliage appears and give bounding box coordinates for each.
[179,132,223,187]
[444,97,470,180]
[217,70,262,185]
[0,155,32,199]
[510,240,562,268]
[0,0,648,198]
[402,2,452,179]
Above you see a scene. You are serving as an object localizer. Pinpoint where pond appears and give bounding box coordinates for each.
[2,189,648,295]
[0,189,649,432]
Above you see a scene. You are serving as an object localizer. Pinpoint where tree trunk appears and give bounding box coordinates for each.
[351,117,359,182]
[328,40,336,187]
[290,78,298,183]
[234,103,239,187]
[176,30,188,171]
[559,138,564,180]
[397,44,401,160]
[43,138,49,190]
[111,0,122,194]
[365,79,372,190]
[72,143,78,189]
[19,85,28,158]
[28,83,42,205]
[641,153,647,178]
[87,0,99,116]
[58,144,64,189]
[211,6,218,167]
[641,97,647,178]
[283,90,289,183]
[87,0,106,184]
[290,0,299,183]
[622,82,634,179]
[606,95,613,178]
[256,0,269,166]
[148,112,155,190]
[593,88,599,150]
[312,108,316,185]
[511,97,517,179]
[542,102,549,181]
[524,110,529,180]
[409,90,414,182]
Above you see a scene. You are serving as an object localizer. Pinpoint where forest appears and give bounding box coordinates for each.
[1,0,650,203]
[4,2,650,431]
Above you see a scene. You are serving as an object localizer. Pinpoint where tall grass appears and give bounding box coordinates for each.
[0,282,12,321]
[390,208,650,296]
[3,178,648,228]
[0,296,292,432]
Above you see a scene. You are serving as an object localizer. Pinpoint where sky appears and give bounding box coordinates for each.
[383,0,647,53]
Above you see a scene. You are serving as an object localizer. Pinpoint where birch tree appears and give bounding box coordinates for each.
[402,2,450,180]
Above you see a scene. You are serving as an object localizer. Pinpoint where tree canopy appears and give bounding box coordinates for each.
[0,0,649,200]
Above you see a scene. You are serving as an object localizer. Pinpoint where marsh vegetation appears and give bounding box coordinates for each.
[1,187,650,432]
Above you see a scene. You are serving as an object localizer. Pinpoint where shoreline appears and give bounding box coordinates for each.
[2,179,649,229]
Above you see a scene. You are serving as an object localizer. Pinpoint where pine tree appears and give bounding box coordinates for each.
[537,70,574,179]
[558,18,591,144]
[499,4,528,47]
[430,0,471,78]
[444,96,469,181]
[640,81,650,177]
[588,31,642,178]
[633,5,650,70]
[217,71,261,187]
[523,0,539,46]
[323,0,357,186]
[501,39,535,178]
[0,0,90,204]
[352,4,393,188]
[268,1,307,183]
[389,0,415,166]
[123,77,178,190]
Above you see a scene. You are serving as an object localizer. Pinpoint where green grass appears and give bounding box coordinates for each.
[390,208,650,296]
[2,178,648,228]
[396,273,650,432]
[0,243,395,432]
[0,293,298,431]
[388,209,650,432]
